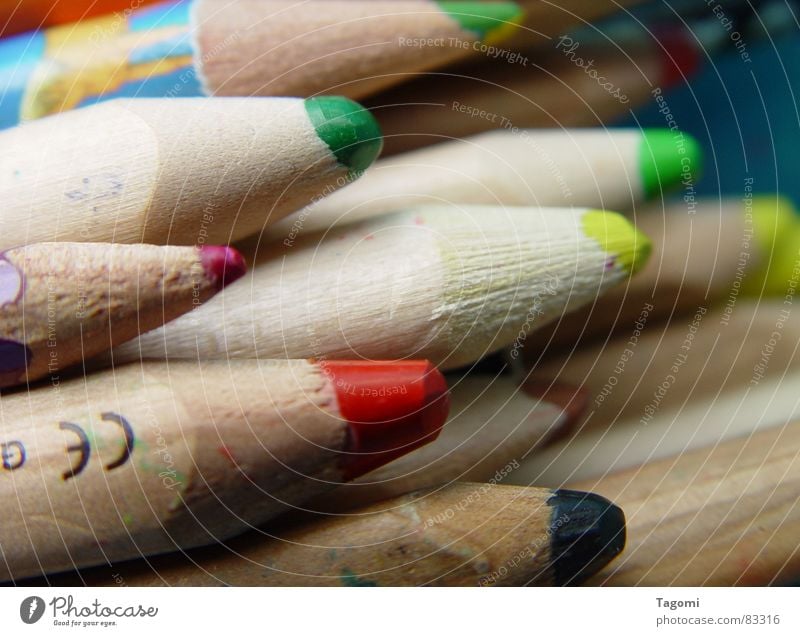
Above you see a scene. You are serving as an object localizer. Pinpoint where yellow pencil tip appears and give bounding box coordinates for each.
[582,209,652,276]
[743,195,800,296]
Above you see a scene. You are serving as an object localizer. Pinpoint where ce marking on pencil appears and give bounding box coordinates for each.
[1,411,134,479]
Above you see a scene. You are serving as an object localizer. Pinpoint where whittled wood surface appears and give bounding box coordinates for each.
[196,0,506,99]
[0,360,346,581]
[267,129,651,242]
[371,42,666,154]
[116,206,632,369]
[0,243,225,386]
[0,98,346,247]
[574,422,800,586]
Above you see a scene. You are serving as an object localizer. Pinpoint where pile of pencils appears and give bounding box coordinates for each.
[0,0,796,588]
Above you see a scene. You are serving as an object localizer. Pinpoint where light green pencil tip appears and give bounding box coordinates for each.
[638,129,703,199]
[437,2,524,43]
[743,196,800,296]
[583,210,652,276]
[305,97,383,174]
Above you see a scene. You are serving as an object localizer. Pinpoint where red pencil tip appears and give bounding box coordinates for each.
[657,27,701,90]
[322,360,450,480]
[198,245,247,290]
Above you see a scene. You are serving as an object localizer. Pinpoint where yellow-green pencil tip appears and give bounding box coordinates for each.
[436,2,524,42]
[743,195,800,296]
[638,129,703,199]
[582,210,652,276]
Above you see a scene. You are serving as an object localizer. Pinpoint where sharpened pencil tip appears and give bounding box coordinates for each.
[322,360,450,480]
[305,97,383,173]
[639,129,703,198]
[582,210,652,276]
[436,2,525,42]
[658,27,702,89]
[547,489,626,586]
[198,245,247,290]
[743,196,800,296]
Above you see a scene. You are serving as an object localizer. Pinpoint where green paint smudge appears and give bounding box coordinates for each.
[340,568,378,587]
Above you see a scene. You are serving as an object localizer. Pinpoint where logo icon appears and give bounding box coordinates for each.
[20,596,45,624]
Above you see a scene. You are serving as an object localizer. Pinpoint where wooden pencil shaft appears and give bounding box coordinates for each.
[510,0,645,46]
[195,0,511,99]
[0,98,347,247]
[0,360,352,580]
[0,0,523,127]
[320,374,576,510]
[370,43,667,155]
[0,242,233,388]
[116,206,636,369]
[46,483,573,586]
[574,422,800,586]
[267,129,648,241]
[523,199,764,353]
[259,483,563,586]
[515,299,800,485]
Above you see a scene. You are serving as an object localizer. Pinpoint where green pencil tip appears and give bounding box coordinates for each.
[638,129,703,199]
[437,2,524,42]
[305,97,383,174]
[743,196,800,297]
[582,210,652,276]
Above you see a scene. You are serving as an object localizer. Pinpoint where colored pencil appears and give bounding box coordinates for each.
[0,358,449,581]
[318,371,588,510]
[515,299,800,486]
[368,32,700,155]
[112,205,652,369]
[508,0,645,48]
[0,96,382,247]
[0,0,525,128]
[573,421,800,586]
[0,0,162,36]
[525,196,798,352]
[266,128,702,242]
[570,0,791,54]
[38,482,626,586]
[0,242,244,389]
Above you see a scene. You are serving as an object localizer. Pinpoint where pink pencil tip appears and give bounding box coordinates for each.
[198,245,247,290]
